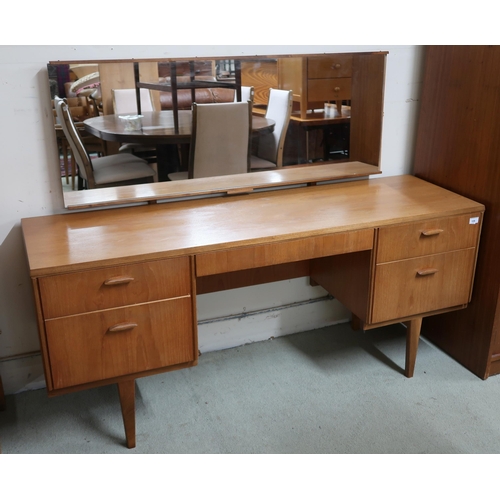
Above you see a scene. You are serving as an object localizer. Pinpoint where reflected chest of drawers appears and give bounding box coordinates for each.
[279,53,353,119]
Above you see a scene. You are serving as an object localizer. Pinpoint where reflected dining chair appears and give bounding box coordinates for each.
[54,96,107,190]
[168,101,252,181]
[111,88,155,115]
[55,99,156,189]
[234,86,254,106]
[250,88,292,170]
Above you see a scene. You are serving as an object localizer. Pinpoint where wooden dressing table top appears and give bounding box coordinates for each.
[22,175,484,277]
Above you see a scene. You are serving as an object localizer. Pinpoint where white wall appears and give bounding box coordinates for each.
[0,45,424,394]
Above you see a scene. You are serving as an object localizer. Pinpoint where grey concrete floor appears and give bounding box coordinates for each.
[1,322,500,454]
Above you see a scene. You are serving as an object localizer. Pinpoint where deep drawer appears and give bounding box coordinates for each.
[308,55,353,79]
[39,257,191,318]
[308,78,352,102]
[370,248,476,324]
[45,297,196,389]
[376,213,481,263]
[196,230,374,277]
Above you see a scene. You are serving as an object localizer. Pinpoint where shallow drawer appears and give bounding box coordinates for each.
[376,214,481,263]
[45,297,196,389]
[196,230,374,277]
[39,257,191,319]
[308,55,353,79]
[370,248,476,324]
[308,78,351,103]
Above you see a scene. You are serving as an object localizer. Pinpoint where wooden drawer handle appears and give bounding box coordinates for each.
[108,322,138,333]
[416,268,439,276]
[334,87,341,92]
[332,63,341,69]
[104,276,135,286]
[421,229,444,236]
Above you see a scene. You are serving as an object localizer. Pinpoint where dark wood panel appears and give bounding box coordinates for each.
[413,45,500,379]
[350,53,386,166]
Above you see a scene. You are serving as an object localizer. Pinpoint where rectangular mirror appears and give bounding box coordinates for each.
[48,51,387,210]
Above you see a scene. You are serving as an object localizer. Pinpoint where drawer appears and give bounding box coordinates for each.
[45,297,196,389]
[370,248,476,324]
[308,78,351,103]
[308,55,353,79]
[196,229,374,277]
[376,214,482,263]
[39,257,191,319]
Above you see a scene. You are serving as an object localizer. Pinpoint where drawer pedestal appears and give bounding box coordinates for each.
[32,257,198,448]
[311,213,482,377]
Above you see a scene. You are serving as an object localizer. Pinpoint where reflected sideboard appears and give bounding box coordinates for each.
[21,174,484,448]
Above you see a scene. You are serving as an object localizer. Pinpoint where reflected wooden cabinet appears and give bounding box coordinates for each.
[279,54,353,118]
[413,45,500,379]
[276,52,387,166]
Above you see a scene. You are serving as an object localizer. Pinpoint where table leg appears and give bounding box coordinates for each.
[305,129,310,162]
[61,139,69,185]
[117,380,136,449]
[404,317,423,378]
[0,373,5,411]
[323,125,330,160]
[179,144,190,171]
[156,144,181,182]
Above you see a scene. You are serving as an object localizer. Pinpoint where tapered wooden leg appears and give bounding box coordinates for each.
[351,314,364,331]
[117,380,136,449]
[404,317,423,378]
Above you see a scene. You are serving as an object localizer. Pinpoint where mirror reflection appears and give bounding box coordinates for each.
[48,52,386,207]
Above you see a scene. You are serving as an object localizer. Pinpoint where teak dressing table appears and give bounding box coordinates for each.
[21,169,484,448]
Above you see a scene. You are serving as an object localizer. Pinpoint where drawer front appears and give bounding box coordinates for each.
[196,230,374,277]
[376,213,482,263]
[46,297,196,389]
[308,55,353,79]
[371,248,476,324]
[39,257,191,319]
[308,78,352,102]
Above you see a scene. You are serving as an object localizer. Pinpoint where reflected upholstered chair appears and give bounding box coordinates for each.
[250,88,292,170]
[53,96,107,190]
[168,101,252,181]
[234,86,255,106]
[55,99,156,189]
[111,88,155,115]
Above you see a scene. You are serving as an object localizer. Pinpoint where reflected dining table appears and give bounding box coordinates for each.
[84,110,275,181]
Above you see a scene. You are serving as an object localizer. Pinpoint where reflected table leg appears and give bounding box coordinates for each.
[0,373,5,411]
[156,144,181,182]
